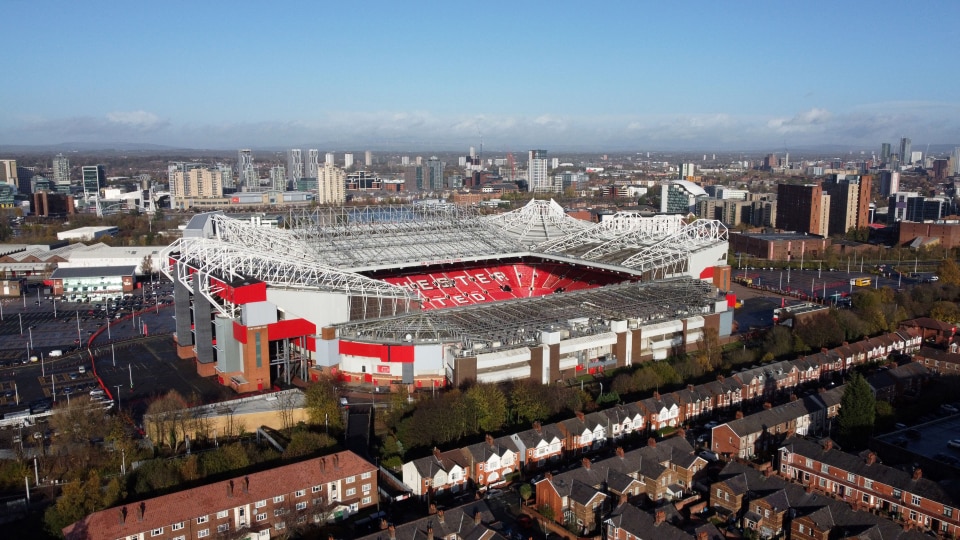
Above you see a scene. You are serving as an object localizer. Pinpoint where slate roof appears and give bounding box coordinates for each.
[604,502,689,540]
[780,437,960,505]
[354,500,504,540]
[50,265,137,279]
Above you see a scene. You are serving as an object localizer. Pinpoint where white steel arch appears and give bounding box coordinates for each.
[619,219,728,278]
[484,198,591,245]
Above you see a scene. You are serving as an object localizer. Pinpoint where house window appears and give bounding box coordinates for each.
[821,463,829,473]
[362,496,372,505]
[819,478,826,487]
[217,524,229,533]
[274,508,286,517]
[274,495,285,503]
[256,513,267,522]
[798,524,805,534]
[197,516,209,524]
[275,522,286,530]
[863,494,870,503]
[312,485,322,493]
[255,500,266,508]
[893,489,902,500]
[216,510,228,519]
[197,530,209,538]
[361,472,372,479]
[362,483,371,493]
[346,488,356,496]
[945,507,954,518]
[912,495,921,505]
[173,536,185,540]
[910,511,917,521]
[864,479,872,489]
[151,528,164,537]
[346,476,356,483]
[847,473,855,482]
[716,488,723,498]
[172,522,184,531]
[296,502,307,511]
[295,489,306,497]
[803,472,810,481]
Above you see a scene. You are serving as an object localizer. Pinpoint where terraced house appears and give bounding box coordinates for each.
[63,451,377,540]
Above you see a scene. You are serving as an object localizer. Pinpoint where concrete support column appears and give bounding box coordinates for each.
[173,265,193,348]
[192,272,214,365]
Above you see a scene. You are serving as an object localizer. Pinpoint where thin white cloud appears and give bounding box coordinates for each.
[106,110,167,131]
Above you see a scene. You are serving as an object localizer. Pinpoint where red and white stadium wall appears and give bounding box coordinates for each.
[312,335,447,386]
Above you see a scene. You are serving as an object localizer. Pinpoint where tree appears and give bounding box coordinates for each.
[465,384,508,432]
[930,301,960,324]
[45,470,111,538]
[139,254,154,276]
[304,377,343,431]
[693,327,723,372]
[761,326,793,359]
[519,483,533,504]
[837,373,876,449]
[938,258,960,286]
[509,380,550,424]
[145,390,191,452]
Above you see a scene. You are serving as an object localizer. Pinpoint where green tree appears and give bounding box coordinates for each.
[761,325,793,359]
[837,373,876,449]
[465,384,508,432]
[519,483,533,503]
[44,470,110,537]
[304,377,343,431]
[282,431,336,459]
[509,380,550,424]
[930,301,960,324]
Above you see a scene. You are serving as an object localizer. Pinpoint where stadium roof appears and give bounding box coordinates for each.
[483,198,592,245]
[335,277,716,355]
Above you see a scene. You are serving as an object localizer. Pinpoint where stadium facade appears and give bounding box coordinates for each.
[160,200,733,393]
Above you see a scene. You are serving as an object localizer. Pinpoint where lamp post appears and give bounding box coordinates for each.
[114,385,122,410]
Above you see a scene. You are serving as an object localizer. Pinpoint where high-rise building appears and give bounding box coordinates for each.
[680,163,697,179]
[401,156,410,166]
[527,149,552,192]
[306,149,320,179]
[822,174,872,236]
[899,137,912,165]
[426,157,445,190]
[0,160,18,190]
[269,165,286,191]
[217,163,234,189]
[344,153,354,169]
[169,163,225,204]
[287,149,302,189]
[952,147,960,175]
[53,153,70,189]
[887,191,920,223]
[660,180,708,214]
[364,150,373,167]
[775,183,823,235]
[238,149,258,190]
[880,143,892,164]
[317,163,346,204]
[325,152,335,166]
[905,196,949,222]
[878,171,899,197]
[550,157,559,170]
[81,165,106,199]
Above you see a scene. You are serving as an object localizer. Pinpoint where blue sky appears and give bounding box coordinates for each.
[3,1,959,151]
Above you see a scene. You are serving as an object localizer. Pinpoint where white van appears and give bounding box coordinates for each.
[49,350,63,357]
[78,366,86,374]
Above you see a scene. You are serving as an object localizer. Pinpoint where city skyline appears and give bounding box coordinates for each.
[2,1,959,151]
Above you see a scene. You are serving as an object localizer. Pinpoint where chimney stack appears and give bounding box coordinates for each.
[653,391,660,400]
[616,447,625,458]
[866,452,876,465]
[388,525,396,540]
[913,468,922,480]
[380,518,388,530]
[823,439,833,452]
[697,531,709,540]
[533,421,542,434]
[619,493,628,506]
[433,447,442,460]
[429,503,437,515]
[655,510,665,525]
[474,510,482,525]
[735,410,744,419]
[438,510,445,524]
[763,402,772,410]
[648,437,656,448]
[576,411,585,421]
[427,525,434,540]
[717,375,725,383]
[582,457,591,470]
[485,434,494,446]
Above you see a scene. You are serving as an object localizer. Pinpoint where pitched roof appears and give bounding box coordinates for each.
[355,501,502,540]
[63,451,376,540]
[605,502,689,540]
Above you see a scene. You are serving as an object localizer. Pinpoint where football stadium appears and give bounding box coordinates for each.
[160,200,734,393]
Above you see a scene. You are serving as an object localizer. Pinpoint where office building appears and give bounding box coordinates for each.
[899,137,912,165]
[660,180,708,214]
[905,197,949,222]
[364,150,372,167]
[53,153,70,190]
[81,165,106,199]
[217,164,234,190]
[325,152,334,166]
[287,149,302,189]
[878,170,899,197]
[880,142,892,164]
[344,153,354,169]
[527,149,553,192]
[952,148,960,175]
[887,192,919,223]
[317,163,346,204]
[680,162,697,179]
[775,183,824,235]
